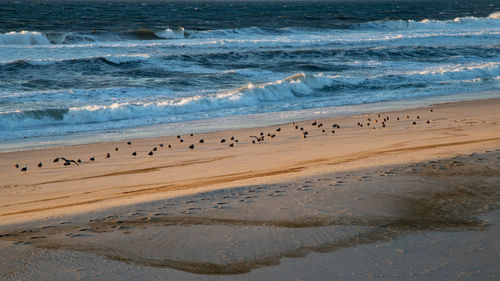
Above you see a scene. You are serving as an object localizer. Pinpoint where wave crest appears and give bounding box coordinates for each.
[0,31,51,45]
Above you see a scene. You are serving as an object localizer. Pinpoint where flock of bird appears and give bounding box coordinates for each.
[14,110,432,172]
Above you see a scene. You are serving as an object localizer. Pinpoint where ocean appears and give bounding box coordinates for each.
[1,0,499,151]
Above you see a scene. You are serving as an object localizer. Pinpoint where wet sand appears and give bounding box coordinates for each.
[0,98,499,280]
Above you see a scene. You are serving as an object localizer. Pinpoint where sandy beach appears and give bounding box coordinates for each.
[1,98,499,280]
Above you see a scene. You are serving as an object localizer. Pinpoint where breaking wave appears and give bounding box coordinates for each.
[2,12,499,46]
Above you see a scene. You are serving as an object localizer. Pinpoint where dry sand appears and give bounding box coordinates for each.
[0,98,499,280]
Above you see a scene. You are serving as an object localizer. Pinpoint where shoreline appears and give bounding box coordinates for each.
[2,89,499,153]
[1,97,499,279]
[1,97,499,227]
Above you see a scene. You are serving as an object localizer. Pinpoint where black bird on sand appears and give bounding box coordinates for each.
[199,139,204,144]
[148,151,154,156]
[179,139,184,143]
[160,143,164,148]
[260,132,264,136]
[38,162,42,168]
[15,164,19,169]
[168,144,172,148]
[90,156,95,162]
[127,141,132,145]
[177,135,181,139]
[61,157,79,166]
[53,157,60,163]
[132,151,137,156]
[106,153,111,158]
[190,133,194,137]
[21,166,27,172]
[312,121,317,126]
[153,147,157,151]
[189,144,194,149]
[231,136,235,140]
[77,159,82,163]
[250,136,263,142]
[220,139,226,143]
[295,125,299,129]
[276,128,281,132]
[115,147,119,151]
[229,143,234,147]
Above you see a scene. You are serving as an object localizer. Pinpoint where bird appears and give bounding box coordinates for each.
[406,115,410,119]
[250,136,263,142]
[90,156,95,162]
[331,130,335,134]
[168,144,172,148]
[267,133,271,137]
[153,147,157,151]
[38,162,42,168]
[412,121,417,125]
[177,135,181,139]
[220,139,226,143]
[61,157,79,166]
[235,139,239,142]
[300,127,304,131]
[115,147,119,151]
[189,144,194,149]
[322,129,325,133]
[430,109,433,112]
[199,139,204,144]
[179,139,184,143]
[148,151,154,156]
[132,151,137,156]
[295,125,299,129]
[252,140,256,144]
[231,136,235,140]
[303,134,307,139]
[229,143,234,147]
[417,116,420,120]
[127,141,132,145]
[14,164,19,169]
[427,120,430,124]
[106,153,111,158]
[271,134,275,138]
[53,157,60,163]
[276,128,281,132]
[159,143,164,148]
[190,133,194,137]
[77,159,82,163]
[397,117,400,120]
[260,132,264,136]
[312,121,317,126]
[21,166,27,172]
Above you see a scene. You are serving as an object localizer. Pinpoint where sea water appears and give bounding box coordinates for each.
[1,0,499,151]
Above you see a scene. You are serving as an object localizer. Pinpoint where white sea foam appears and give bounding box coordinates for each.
[0,31,51,45]
[156,27,185,39]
